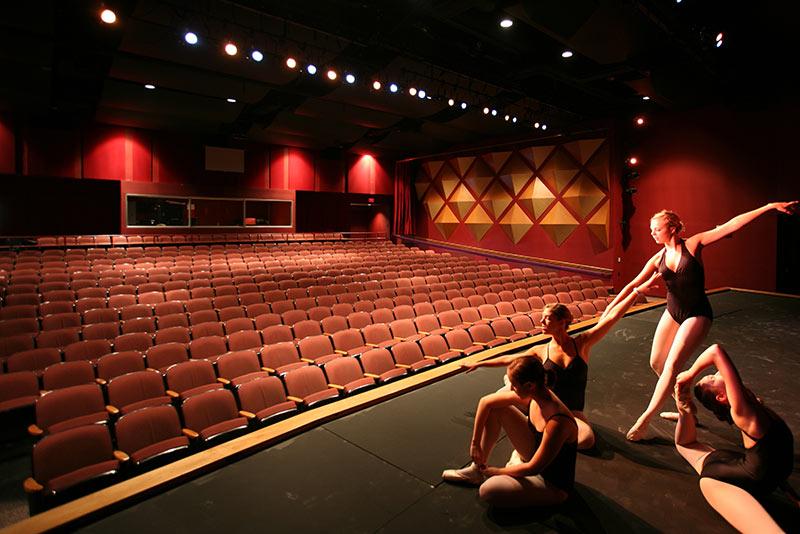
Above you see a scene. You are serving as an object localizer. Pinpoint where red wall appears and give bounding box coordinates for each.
[617,105,800,292]
[0,113,14,174]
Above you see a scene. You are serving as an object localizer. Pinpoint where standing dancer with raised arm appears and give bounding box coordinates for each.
[606,201,798,441]
[673,344,795,533]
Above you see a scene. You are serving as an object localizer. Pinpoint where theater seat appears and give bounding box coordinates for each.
[216,350,268,387]
[360,348,407,383]
[390,341,436,372]
[114,405,189,467]
[0,371,40,414]
[237,376,298,425]
[106,370,171,415]
[260,342,307,376]
[165,359,223,401]
[180,389,248,444]
[323,356,375,394]
[29,384,108,436]
[7,348,62,376]
[41,361,96,391]
[96,351,146,384]
[283,366,339,408]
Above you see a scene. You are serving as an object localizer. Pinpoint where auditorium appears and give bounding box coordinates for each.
[1,1,798,532]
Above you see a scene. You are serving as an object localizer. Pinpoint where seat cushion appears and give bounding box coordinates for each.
[199,417,248,442]
[45,459,119,494]
[303,389,339,407]
[344,377,375,394]
[255,401,298,423]
[120,396,172,415]
[0,395,38,413]
[48,414,108,435]
[131,436,190,465]
[379,368,407,382]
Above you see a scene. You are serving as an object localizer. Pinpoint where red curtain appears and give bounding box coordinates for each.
[392,161,415,237]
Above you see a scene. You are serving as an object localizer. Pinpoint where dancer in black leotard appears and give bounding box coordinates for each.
[673,344,795,532]
[442,356,578,508]
[461,270,662,450]
[606,201,799,441]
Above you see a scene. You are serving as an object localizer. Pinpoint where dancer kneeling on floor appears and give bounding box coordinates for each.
[460,270,662,450]
[673,343,796,533]
[443,356,577,507]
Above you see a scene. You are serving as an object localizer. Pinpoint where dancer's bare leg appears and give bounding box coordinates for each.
[573,411,595,450]
[479,473,568,507]
[628,316,710,440]
[650,310,679,376]
[699,478,783,534]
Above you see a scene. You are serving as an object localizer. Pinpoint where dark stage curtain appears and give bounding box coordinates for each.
[393,161,414,237]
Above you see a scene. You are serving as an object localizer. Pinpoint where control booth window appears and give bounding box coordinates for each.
[126,196,189,227]
[125,195,292,228]
[245,199,292,227]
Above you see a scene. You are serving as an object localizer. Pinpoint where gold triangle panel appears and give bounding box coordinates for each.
[464,158,494,197]
[453,156,475,177]
[437,163,460,200]
[563,138,605,165]
[562,172,606,220]
[483,151,512,172]
[518,178,556,220]
[531,145,555,170]
[587,200,610,247]
[433,205,460,238]
[480,182,513,219]
[448,184,477,220]
[464,204,494,241]
[424,160,444,180]
[539,202,579,246]
[584,142,610,188]
[423,188,445,220]
[538,148,580,194]
[498,204,533,244]
[498,153,534,196]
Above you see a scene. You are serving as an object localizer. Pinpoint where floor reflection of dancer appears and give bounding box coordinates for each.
[673,344,796,533]
[604,201,798,441]
[461,271,662,451]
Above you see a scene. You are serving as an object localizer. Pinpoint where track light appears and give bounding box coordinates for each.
[184,32,198,45]
[224,42,238,56]
[715,32,724,47]
[100,9,117,24]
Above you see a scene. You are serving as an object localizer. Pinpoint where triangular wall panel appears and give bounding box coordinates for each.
[480,182,513,220]
[448,183,477,220]
[433,205,460,238]
[587,200,610,247]
[498,204,533,244]
[539,202,579,246]
[464,204,494,241]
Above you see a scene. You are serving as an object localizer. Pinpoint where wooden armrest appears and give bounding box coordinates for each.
[28,424,43,437]
[114,450,130,462]
[496,335,512,340]
[95,377,107,386]
[363,372,380,379]
[474,341,491,347]
[23,477,43,494]
[239,410,255,419]
[217,377,231,385]
[166,390,180,399]
[146,367,159,373]
[106,405,120,416]
[286,395,304,403]
[515,330,528,335]
[365,343,379,348]
[395,363,412,369]
[451,348,466,354]
[262,366,276,373]
[182,428,199,439]
[328,383,345,390]
[424,355,439,361]
[334,350,348,355]
[300,358,315,364]
[417,330,430,335]
[441,325,453,330]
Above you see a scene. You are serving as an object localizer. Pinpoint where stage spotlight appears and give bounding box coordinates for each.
[534,122,540,128]
[100,9,117,24]
[144,84,155,90]
[448,98,455,106]
[418,90,426,98]
[627,156,639,166]
[389,83,398,93]
[227,98,237,103]
[561,50,574,58]
[460,102,467,109]
[500,18,513,28]
[224,42,238,56]
[327,69,337,80]
[504,114,510,121]
[512,116,517,123]
[251,50,264,62]
[541,124,547,130]
[491,109,497,116]
[286,57,297,69]
[715,32,724,47]
[635,116,646,126]
[372,80,382,90]
[345,73,356,84]
[642,95,650,101]
[306,64,317,75]
[408,87,417,96]
[184,32,199,45]
[483,107,490,114]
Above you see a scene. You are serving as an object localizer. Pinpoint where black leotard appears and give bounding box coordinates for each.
[658,240,714,324]
[700,407,794,495]
[543,338,588,412]
[527,411,577,492]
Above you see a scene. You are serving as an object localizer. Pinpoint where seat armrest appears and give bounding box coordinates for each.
[114,450,130,462]
[363,372,380,379]
[239,410,255,419]
[23,477,43,494]
[286,395,304,403]
[217,377,231,385]
[262,366,276,373]
[328,383,345,390]
[166,390,180,399]
[395,363,412,369]
[334,350,348,355]
[182,428,199,439]
[106,405,120,416]
[28,424,43,437]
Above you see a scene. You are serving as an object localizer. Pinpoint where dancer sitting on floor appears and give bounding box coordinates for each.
[603,201,798,441]
[442,356,577,507]
[673,343,796,533]
[460,270,662,450]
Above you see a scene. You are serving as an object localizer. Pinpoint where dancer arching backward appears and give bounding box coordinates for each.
[442,356,578,507]
[673,344,795,533]
[606,201,799,441]
[460,270,663,451]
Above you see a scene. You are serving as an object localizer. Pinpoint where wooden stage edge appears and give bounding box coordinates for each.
[6,287,797,533]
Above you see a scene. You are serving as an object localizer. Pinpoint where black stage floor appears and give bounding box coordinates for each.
[40,292,800,532]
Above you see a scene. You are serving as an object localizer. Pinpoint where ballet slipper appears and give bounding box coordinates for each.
[442,463,486,485]
[659,411,680,421]
[626,418,650,441]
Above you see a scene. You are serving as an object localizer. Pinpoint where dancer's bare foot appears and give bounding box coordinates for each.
[659,411,679,422]
[626,417,650,441]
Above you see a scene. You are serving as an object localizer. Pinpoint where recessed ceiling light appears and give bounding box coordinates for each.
[226,98,237,103]
[642,95,650,101]
[534,122,540,128]
[286,57,297,69]
[541,124,547,130]
[251,50,263,62]
[327,69,337,80]
[491,109,497,116]
[418,90,426,98]
[389,83,398,93]
[372,80,382,90]
[224,43,238,56]
[504,114,510,121]
[409,87,417,96]
[447,98,455,106]
[561,50,574,58]
[512,117,517,123]
[100,9,117,24]
[460,102,467,109]
[306,64,317,74]
[635,116,646,126]
[500,18,513,28]
[483,107,489,114]
[184,32,198,45]
[345,73,356,84]
[144,84,155,90]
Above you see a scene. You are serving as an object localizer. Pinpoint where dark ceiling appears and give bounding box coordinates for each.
[1,0,797,159]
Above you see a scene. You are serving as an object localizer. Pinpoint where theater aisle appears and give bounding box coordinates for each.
[79,291,800,533]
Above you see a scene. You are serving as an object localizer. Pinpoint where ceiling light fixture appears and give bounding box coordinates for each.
[500,18,513,28]
[306,64,317,74]
[345,73,356,84]
[184,32,198,45]
[226,98,237,103]
[715,32,724,47]
[418,89,426,98]
[251,50,264,62]
[512,116,517,123]
[327,69,337,80]
[627,156,639,166]
[541,124,547,130]
[504,114,510,121]
[285,57,297,69]
[408,87,417,96]
[635,116,646,126]
[561,50,574,58]
[100,9,117,24]
[224,43,238,56]
[642,95,650,101]
[491,109,497,116]
[144,84,155,90]
[483,107,490,114]
[372,80,382,90]
[460,102,467,109]
[534,122,540,128]
[389,83,398,93]
[447,98,455,106]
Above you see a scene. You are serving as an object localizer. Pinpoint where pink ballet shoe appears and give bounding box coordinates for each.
[442,463,485,485]
[659,411,680,422]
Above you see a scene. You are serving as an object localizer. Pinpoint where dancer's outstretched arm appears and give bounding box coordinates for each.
[687,201,798,248]
[600,252,661,320]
